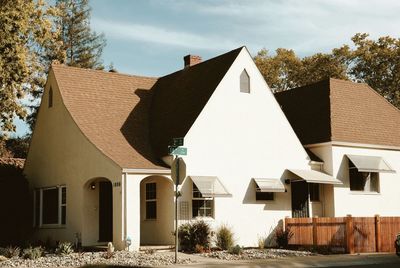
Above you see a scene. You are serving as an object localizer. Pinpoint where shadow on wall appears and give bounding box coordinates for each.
[242,171,291,211]
[264,219,284,247]
[120,89,166,167]
[336,155,349,188]
[0,162,32,246]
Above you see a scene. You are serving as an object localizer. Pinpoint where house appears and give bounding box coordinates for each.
[24,47,399,251]
[275,78,400,217]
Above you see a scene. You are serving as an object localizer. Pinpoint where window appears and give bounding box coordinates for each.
[309,183,320,201]
[240,69,250,93]
[145,183,157,219]
[48,87,53,108]
[349,161,379,192]
[255,184,274,201]
[192,183,213,217]
[34,186,66,227]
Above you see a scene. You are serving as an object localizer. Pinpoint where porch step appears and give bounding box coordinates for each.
[139,245,174,252]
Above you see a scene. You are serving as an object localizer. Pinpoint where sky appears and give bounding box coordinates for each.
[13,0,400,136]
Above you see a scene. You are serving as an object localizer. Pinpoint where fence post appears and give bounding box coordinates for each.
[313,217,318,247]
[375,214,381,252]
[346,214,354,254]
[284,216,289,232]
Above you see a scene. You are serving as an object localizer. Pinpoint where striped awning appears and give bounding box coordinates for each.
[253,178,286,192]
[190,176,232,197]
[288,169,342,185]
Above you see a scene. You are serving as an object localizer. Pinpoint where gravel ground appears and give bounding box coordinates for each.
[0,251,194,267]
[198,248,317,261]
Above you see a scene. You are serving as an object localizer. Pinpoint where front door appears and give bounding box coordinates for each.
[291,180,309,218]
[99,181,113,242]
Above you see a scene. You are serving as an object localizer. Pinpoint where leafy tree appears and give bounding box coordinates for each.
[254,48,302,92]
[345,33,400,108]
[254,48,348,92]
[54,0,106,69]
[0,0,58,134]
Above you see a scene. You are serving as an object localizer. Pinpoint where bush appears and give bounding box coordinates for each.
[215,224,234,250]
[55,242,74,255]
[228,244,243,255]
[275,227,293,248]
[1,246,20,258]
[194,244,204,253]
[22,246,43,260]
[257,236,266,249]
[178,220,211,252]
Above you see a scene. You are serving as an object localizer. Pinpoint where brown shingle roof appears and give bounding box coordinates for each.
[51,47,243,168]
[150,47,243,157]
[52,65,167,169]
[275,78,400,147]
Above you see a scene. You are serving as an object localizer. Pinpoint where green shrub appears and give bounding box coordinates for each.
[178,220,211,252]
[275,227,293,248]
[2,246,20,258]
[55,242,74,255]
[22,246,43,260]
[215,224,234,250]
[228,244,243,255]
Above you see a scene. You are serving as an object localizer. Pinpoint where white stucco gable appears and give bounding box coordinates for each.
[183,47,310,178]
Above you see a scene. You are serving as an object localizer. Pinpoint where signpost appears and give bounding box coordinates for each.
[169,137,187,264]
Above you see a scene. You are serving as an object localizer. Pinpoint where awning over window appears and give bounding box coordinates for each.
[253,178,286,192]
[346,155,395,173]
[190,176,232,198]
[288,169,342,185]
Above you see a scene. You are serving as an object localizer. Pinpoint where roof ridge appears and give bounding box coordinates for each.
[160,46,244,79]
[51,64,158,80]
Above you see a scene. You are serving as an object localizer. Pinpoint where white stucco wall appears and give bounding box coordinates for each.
[24,72,124,248]
[331,145,400,217]
[308,144,400,217]
[124,173,173,251]
[175,48,312,247]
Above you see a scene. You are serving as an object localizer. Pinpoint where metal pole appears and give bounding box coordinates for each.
[175,156,179,264]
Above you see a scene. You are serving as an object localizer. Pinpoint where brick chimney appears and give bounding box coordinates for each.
[184,55,202,68]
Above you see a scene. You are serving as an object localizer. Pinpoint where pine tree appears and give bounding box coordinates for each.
[54,0,106,69]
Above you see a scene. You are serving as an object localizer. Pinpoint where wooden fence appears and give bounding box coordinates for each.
[285,215,400,253]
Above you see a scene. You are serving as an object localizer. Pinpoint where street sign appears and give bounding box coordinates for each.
[168,146,187,156]
[171,157,186,185]
[173,137,184,147]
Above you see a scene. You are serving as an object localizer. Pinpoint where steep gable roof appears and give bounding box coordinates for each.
[150,47,243,157]
[50,47,243,168]
[275,78,400,147]
[52,65,167,169]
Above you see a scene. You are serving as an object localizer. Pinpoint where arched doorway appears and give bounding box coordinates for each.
[83,178,113,246]
[140,176,174,245]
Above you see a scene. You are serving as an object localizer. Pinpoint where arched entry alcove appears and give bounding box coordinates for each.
[82,177,113,246]
[140,175,174,245]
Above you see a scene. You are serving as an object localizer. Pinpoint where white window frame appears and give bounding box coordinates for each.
[192,183,214,218]
[34,185,66,228]
[349,161,380,193]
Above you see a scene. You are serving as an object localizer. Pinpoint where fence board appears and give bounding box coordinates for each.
[353,217,376,253]
[285,216,400,253]
[380,217,400,252]
[286,218,313,245]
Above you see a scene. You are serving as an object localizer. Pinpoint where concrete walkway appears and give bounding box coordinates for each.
[168,252,400,268]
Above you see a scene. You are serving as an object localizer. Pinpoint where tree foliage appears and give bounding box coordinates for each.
[255,33,400,109]
[54,0,106,69]
[0,0,58,134]
[346,33,400,108]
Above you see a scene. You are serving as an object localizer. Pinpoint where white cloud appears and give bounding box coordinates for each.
[92,18,243,51]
